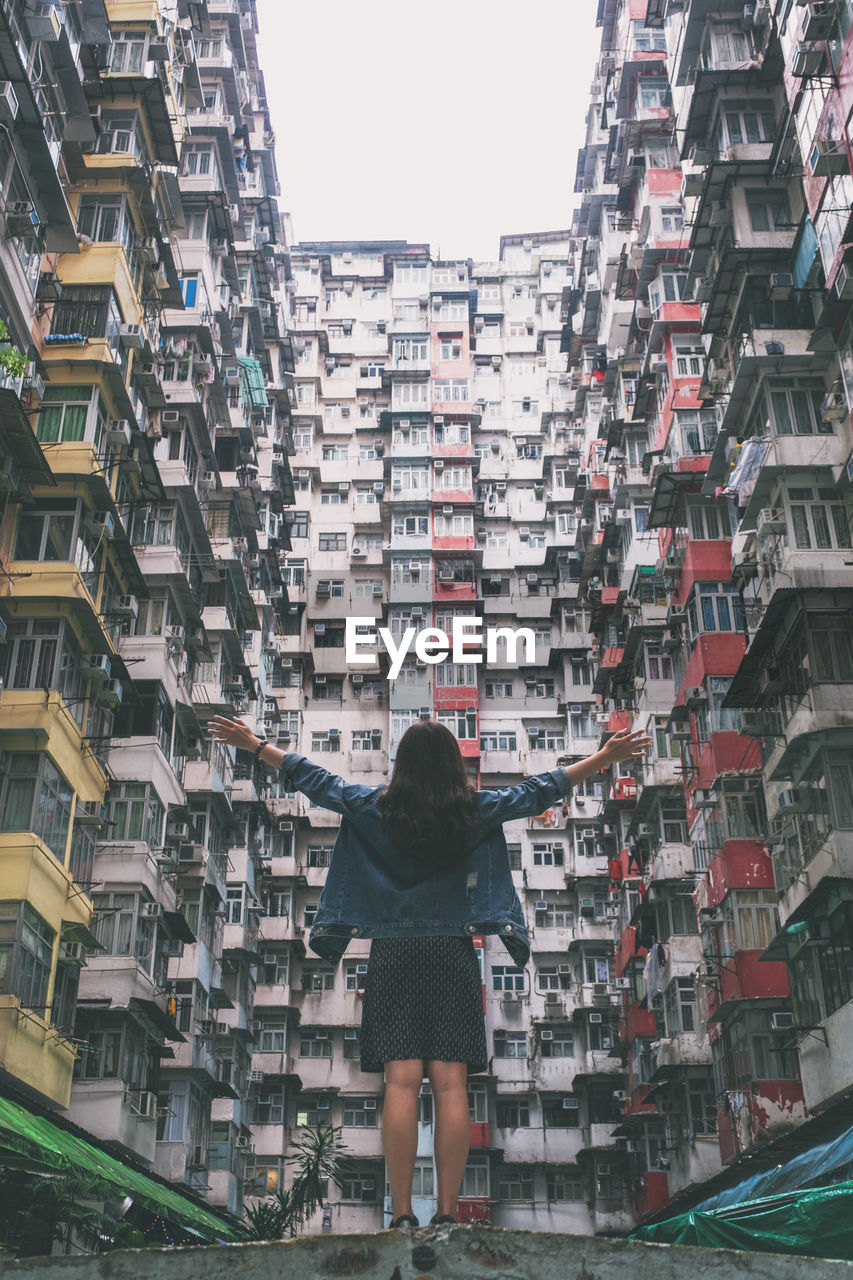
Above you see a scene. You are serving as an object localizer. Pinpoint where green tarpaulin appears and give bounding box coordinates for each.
[0,1096,243,1242]
[631,1180,853,1262]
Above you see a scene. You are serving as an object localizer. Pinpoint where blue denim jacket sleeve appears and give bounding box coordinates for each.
[277,752,379,816]
[476,767,573,827]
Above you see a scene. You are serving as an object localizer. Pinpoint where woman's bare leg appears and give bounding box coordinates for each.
[427,1060,470,1219]
[382,1058,424,1221]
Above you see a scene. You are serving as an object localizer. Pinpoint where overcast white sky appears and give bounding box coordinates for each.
[255,0,601,260]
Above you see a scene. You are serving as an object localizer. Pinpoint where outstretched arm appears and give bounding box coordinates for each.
[208,715,376,816]
[558,727,652,786]
[209,715,285,768]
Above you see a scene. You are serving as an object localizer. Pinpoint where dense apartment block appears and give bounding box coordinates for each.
[565,0,853,1228]
[1,0,853,1253]
[0,0,294,1244]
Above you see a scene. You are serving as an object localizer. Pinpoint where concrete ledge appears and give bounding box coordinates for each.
[4,1226,853,1280]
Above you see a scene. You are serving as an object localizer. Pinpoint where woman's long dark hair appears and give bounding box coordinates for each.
[377,720,479,873]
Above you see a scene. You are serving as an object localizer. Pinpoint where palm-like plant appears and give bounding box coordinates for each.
[243,1124,352,1240]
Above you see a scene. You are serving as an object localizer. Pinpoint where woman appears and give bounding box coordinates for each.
[209,715,650,1231]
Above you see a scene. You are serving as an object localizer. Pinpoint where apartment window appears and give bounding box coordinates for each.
[299,1030,333,1058]
[673,343,704,377]
[394,337,428,363]
[460,1159,489,1198]
[96,111,144,157]
[246,1163,283,1197]
[343,1029,361,1059]
[108,782,165,847]
[734,890,778,950]
[638,644,672,684]
[570,661,592,686]
[297,1096,332,1127]
[318,532,346,551]
[260,953,290,985]
[687,583,744,641]
[342,1097,378,1128]
[340,1169,378,1202]
[0,902,55,1013]
[786,486,851,550]
[649,270,686,313]
[547,1167,584,1200]
[765,381,832,436]
[536,900,574,928]
[663,978,696,1035]
[492,964,525,992]
[480,731,518,751]
[685,498,736,540]
[494,1031,527,1058]
[507,843,522,871]
[435,466,471,490]
[817,173,853,269]
[747,190,792,232]
[485,681,514,698]
[729,1010,798,1086]
[0,752,73,863]
[392,465,429,491]
[532,842,564,867]
[676,409,718,455]
[541,1027,574,1058]
[435,512,473,535]
[354,577,382,598]
[433,379,470,402]
[537,966,570,993]
[252,1089,286,1125]
[543,1096,580,1128]
[497,1167,534,1201]
[345,963,368,993]
[303,903,318,927]
[259,1020,286,1053]
[720,103,775,146]
[654,895,698,938]
[288,511,308,538]
[497,1096,530,1128]
[393,514,429,536]
[439,337,462,360]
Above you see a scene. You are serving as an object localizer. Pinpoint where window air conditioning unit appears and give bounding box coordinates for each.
[119,324,144,350]
[792,42,825,75]
[352,673,364,684]
[562,1097,579,1110]
[616,976,631,990]
[114,594,139,618]
[85,510,115,539]
[85,654,112,681]
[777,786,814,813]
[769,272,794,301]
[802,2,834,40]
[168,821,190,841]
[502,990,518,1002]
[141,902,163,918]
[771,1011,795,1030]
[528,727,540,737]
[278,820,294,832]
[5,200,39,237]
[588,1012,603,1023]
[352,545,366,556]
[0,81,19,126]
[637,823,652,836]
[545,993,561,1005]
[107,419,132,448]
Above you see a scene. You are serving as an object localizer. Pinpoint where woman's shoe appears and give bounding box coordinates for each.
[429,1214,457,1226]
[389,1214,419,1233]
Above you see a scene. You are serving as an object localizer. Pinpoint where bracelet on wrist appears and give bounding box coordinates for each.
[253,738,268,761]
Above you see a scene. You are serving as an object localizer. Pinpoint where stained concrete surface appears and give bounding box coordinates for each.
[3,1225,853,1280]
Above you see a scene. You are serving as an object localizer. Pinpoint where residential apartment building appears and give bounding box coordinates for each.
[563,0,853,1229]
[0,0,294,1242]
[270,234,632,1235]
[1,0,852,1250]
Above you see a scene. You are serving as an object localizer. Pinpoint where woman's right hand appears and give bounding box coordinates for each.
[602,728,652,764]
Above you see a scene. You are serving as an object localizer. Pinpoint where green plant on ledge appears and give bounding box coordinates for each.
[0,318,28,382]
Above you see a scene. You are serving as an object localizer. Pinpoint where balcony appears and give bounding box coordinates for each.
[67,1084,158,1164]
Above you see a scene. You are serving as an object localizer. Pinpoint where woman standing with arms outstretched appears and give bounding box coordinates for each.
[210,715,650,1231]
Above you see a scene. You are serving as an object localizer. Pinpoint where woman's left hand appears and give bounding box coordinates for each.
[208,715,260,753]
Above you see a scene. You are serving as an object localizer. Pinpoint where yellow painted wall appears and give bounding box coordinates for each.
[0,834,92,934]
[56,244,143,328]
[0,691,108,802]
[0,998,78,1109]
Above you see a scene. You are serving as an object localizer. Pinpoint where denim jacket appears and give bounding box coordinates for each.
[273,753,573,967]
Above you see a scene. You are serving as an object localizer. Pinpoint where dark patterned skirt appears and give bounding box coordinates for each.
[359,935,488,1075]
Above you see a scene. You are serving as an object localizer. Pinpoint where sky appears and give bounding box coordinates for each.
[255,0,601,261]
